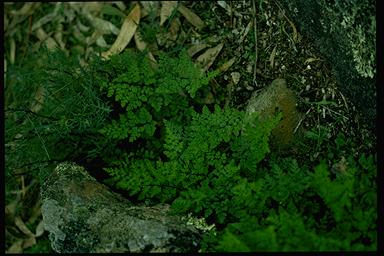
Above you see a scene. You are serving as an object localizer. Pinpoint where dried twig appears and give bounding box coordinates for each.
[252,0,258,87]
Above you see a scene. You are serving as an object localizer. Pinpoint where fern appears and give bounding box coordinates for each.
[9,45,376,252]
[100,108,156,142]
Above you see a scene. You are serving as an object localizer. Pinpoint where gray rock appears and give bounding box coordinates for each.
[278,0,376,128]
[246,78,301,150]
[40,162,201,253]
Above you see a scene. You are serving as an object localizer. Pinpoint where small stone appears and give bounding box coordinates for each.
[246,78,302,150]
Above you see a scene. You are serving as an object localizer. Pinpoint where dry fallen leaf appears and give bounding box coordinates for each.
[217,1,232,16]
[5,202,17,225]
[10,38,16,65]
[86,15,120,35]
[14,216,35,237]
[82,2,103,14]
[115,2,127,11]
[9,2,39,16]
[7,239,23,253]
[31,3,63,31]
[187,43,209,57]
[22,236,36,249]
[54,24,66,49]
[178,4,205,30]
[168,17,181,40]
[269,45,277,69]
[102,4,141,59]
[216,57,236,73]
[157,17,181,47]
[238,20,253,44]
[35,220,45,238]
[35,28,58,50]
[196,43,224,72]
[304,57,322,65]
[160,1,178,26]
[30,86,45,113]
[231,72,241,85]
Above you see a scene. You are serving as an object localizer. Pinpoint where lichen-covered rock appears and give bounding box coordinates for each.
[40,162,201,253]
[246,78,301,150]
[278,0,376,128]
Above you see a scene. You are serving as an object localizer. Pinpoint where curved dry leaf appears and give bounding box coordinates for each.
[35,28,58,50]
[238,20,252,44]
[7,240,23,253]
[15,216,35,237]
[22,236,36,249]
[63,5,76,22]
[31,86,45,113]
[54,24,66,49]
[115,2,127,11]
[31,3,63,31]
[160,1,178,26]
[231,72,241,85]
[168,17,181,39]
[269,45,277,68]
[86,16,120,35]
[217,1,232,16]
[100,4,127,18]
[157,17,180,47]
[102,4,141,59]
[196,43,224,72]
[86,30,104,46]
[178,4,205,30]
[73,26,86,43]
[285,15,298,43]
[304,57,322,64]
[4,13,9,31]
[5,202,16,225]
[96,36,108,48]
[216,57,236,73]
[82,2,103,14]
[35,220,45,238]
[134,31,147,50]
[187,43,209,57]
[9,3,39,16]
[10,38,15,65]
[77,19,90,32]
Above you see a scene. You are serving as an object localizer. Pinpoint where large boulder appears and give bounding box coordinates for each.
[40,162,201,253]
[278,0,376,129]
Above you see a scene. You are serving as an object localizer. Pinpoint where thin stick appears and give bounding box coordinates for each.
[26,114,51,161]
[252,0,258,87]
[294,107,312,134]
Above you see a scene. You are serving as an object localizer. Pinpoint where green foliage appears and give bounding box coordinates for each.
[96,49,216,147]
[210,152,376,252]
[6,45,376,252]
[92,48,376,252]
[5,47,111,184]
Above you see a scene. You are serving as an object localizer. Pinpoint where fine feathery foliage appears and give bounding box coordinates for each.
[95,49,376,251]
[6,47,377,251]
